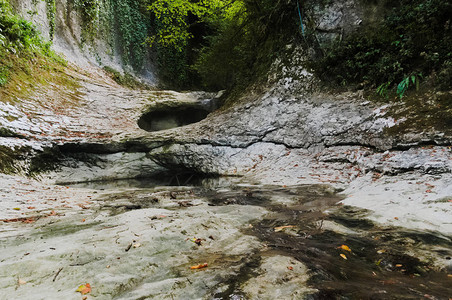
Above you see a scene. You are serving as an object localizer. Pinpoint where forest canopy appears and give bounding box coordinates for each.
[147,0,298,90]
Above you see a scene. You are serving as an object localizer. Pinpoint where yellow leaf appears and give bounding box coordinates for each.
[13,207,20,211]
[339,245,351,252]
[377,249,386,254]
[340,254,347,260]
[76,283,91,295]
[274,225,296,232]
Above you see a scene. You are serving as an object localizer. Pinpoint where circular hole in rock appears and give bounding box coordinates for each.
[138,105,210,132]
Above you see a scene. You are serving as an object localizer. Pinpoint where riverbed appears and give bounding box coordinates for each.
[1,174,451,299]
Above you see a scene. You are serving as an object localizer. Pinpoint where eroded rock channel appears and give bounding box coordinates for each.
[1,177,450,299]
[0,46,451,300]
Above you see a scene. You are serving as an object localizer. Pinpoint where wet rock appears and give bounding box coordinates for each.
[241,255,315,298]
[0,182,267,299]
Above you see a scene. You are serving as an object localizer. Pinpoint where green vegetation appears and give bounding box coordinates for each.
[146,0,451,97]
[314,0,452,97]
[71,0,150,70]
[70,0,100,44]
[111,0,150,70]
[148,0,299,91]
[103,66,150,89]
[0,0,65,90]
[45,0,56,40]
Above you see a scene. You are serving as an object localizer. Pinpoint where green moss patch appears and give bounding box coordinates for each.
[384,91,452,136]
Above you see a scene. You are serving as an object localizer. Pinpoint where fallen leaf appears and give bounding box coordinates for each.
[190,263,208,269]
[396,264,403,268]
[448,274,452,278]
[274,225,296,232]
[27,206,35,209]
[377,249,386,254]
[339,245,352,252]
[287,266,293,270]
[82,296,88,300]
[18,278,26,285]
[76,283,91,295]
[1,217,35,223]
[49,210,57,216]
[394,217,399,220]
[132,243,141,248]
[340,254,347,260]
[191,238,205,246]
[81,219,86,222]
[13,207,21,211]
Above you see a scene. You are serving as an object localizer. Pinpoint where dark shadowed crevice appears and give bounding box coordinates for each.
[138,105,210,132]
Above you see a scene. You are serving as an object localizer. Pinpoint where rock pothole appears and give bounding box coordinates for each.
[137,104,210,132]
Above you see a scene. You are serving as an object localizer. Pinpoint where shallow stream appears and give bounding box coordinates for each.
[1,176,451,299]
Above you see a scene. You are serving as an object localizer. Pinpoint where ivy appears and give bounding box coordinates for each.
[72,0,100,44]
[111,0,150,70]
[45,0,56,40]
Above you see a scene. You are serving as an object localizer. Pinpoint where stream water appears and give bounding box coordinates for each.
[66,176,452,299]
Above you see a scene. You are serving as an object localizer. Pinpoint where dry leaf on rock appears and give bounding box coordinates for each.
[274,225,295,232]
[76,283,91,295]
[190,263,208,269]
[338,245,351,252]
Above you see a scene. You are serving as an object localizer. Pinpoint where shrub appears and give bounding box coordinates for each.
[314,0,452,95]
[0,0,65,87]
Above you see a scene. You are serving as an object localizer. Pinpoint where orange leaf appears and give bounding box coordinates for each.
[76,283,91,295]
[287,266,293,270]
[340,254,347,260]
[190,263,208,269]
[339,245,352,252]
